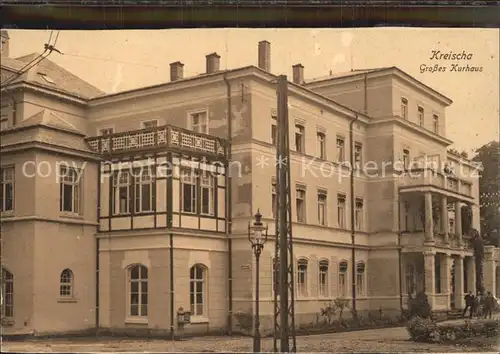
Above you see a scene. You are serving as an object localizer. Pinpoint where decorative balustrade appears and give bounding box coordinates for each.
[85,125,227,159]
[399,168,472,197]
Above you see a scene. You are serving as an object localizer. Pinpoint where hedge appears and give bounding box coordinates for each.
[406,316,499,343]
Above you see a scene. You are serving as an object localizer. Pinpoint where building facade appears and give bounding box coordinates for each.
[1,31,499,336]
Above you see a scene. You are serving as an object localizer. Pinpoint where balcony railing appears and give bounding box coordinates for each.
[399,168,472,197]
[86,125,227,158]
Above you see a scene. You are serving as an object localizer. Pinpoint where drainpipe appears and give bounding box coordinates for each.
[167,152,175,341]
[223,72,233,335]
[95,159,101,332]
[397,191,404,316]
[350,113,359,314]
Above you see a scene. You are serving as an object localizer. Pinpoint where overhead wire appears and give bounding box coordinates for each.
[1,30,61,86]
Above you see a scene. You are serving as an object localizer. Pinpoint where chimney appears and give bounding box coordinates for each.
[292,64,304,85]
[206,53,220,74]
[170,61,184,81]
[1,30,9,57]
[258,40,271,72]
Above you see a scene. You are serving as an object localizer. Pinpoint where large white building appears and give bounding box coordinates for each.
[1,31,499,336]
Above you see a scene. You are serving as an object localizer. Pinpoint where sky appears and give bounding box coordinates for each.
[7,28,499,155]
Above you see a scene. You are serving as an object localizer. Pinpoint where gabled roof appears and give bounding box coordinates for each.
[1,53,104,99]
[16,109,81,135]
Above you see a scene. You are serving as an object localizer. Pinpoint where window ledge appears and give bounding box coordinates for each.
[60,212,83,220]
[58,298,78,303]
[125,317,148,324]
[190,316,209,324]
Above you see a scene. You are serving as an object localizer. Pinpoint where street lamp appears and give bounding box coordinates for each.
[248,209,268,353]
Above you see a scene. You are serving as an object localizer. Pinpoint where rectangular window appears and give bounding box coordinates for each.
[296,188,306,223]
[134,168,153,213]
[271,114,277,146]
[318,261,329,297]
[317,132,326,159]
[113,171,131,215]
[141,120,158,129]
[433,114,439,134]
[190,111,208,134]
[181,170,197,214]
[355,199,363,231]
[418,106,424,126]
[99,128,114,136]
[401,98,408,120]
[297,260,308,297]
[356,262,366,296]
[59,166,81,214]
[0,167,14,212]
[354,143,362,170]
[200,173,215,216]
[402,149,410,170]
[295,124,305,153]
[338,261,348,297]
[317,192,327,226]
[336,138,345,162]
[435,254,442,294]
[337,194,346,228]
[271,183,277,219]
[1,102,11,130]
[404,201,410,231]
[449,218,455,234]
[1,268,14,318]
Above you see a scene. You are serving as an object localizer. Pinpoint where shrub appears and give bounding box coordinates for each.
[408,291,432,319]
[233,311,253,334]
[406,316,438,342]
[320,301,337,326]
[407,317,500,343]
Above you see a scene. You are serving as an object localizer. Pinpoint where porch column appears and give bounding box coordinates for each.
[424,251,436,309]
[484,246,496,295]
[441,254,452,311]
[454,201,462,246]
[424,192,434,243]
[454,256,465,309]
[467,256,476,294]
[440,196,449,244]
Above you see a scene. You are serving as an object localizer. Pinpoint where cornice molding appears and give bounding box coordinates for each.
[368,118,453,146]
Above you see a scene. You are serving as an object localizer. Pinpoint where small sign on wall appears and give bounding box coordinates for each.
[241,264,251,270]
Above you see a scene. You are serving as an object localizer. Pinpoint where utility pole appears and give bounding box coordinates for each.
[273,75,297,353]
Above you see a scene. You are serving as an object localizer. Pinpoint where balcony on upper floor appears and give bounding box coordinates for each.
[85,125,228,161]
[397,154,474,203]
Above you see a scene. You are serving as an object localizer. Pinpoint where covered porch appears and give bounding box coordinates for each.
[402,251,476,311]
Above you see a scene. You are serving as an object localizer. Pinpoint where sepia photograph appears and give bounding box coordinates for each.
[1,26,499,352]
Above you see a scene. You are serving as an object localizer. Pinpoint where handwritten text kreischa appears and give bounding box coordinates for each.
[419,50,483,73]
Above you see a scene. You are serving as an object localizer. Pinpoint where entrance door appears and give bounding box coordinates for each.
[450,260,456,309]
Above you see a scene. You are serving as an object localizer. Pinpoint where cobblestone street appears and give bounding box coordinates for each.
[3,322,499,353]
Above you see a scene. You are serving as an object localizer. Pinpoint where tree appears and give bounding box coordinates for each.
[473,141,500,246]
[471,228,485,294]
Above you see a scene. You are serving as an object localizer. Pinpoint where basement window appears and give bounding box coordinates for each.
[38,73,55,84]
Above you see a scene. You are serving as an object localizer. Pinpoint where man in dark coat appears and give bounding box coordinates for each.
[463,290,475,318]
[483,292,494,319]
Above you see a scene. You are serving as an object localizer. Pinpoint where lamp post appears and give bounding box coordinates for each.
[248,209,268,353]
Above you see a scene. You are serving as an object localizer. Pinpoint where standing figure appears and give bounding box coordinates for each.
[483,292,494,319]
[463,290,475,318]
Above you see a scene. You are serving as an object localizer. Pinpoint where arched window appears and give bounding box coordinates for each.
[297,259,308,297]
[190,264,207,316]
[60,269,74,297]
[356,262,366,296]
[1,268,13,318]
[318,260,329,297]
[338,260,348,297]
[405,263,415,295]
[128,264,148,317]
